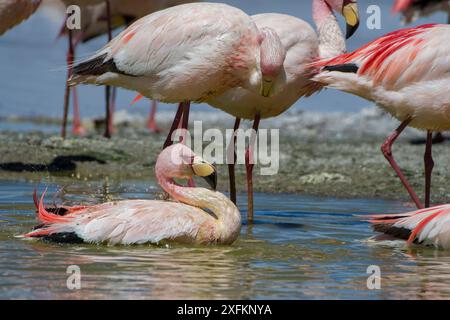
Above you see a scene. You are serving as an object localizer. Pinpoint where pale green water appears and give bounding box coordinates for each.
[1,179,450,300]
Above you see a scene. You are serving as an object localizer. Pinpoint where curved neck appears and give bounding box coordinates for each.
[157,173,241,243]
[312,0,346,59]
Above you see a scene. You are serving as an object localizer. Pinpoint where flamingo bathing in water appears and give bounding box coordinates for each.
[23,144,241,245]
[312,24,450,210]
[207,0,360,221]
[0,0,41,36]
[67,2,285,149]
[368,204,450,249]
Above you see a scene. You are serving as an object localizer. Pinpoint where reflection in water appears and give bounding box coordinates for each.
[1,180,450,299]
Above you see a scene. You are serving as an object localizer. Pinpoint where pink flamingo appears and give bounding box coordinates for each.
[60,0,197,137]
[312,24,450,209]
[60,0,111,139]
[22,144,240,245]
[367,204,450,249]
[67,2,286,149]
[393,0,450,144]
[393,0,450,24]
[0,0,41,36]
[207,0,360,221]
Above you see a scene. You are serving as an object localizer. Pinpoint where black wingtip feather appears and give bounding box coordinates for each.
[323,63,359,73]
[73,53,121,76]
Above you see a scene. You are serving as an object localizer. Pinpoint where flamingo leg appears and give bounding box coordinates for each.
[108,87,116,135]
[381,117,424,209]
[163,102,184,149]
[71,86,85,136]
[227,118,241,205]
[61,29,74,139]
[103,0,113,139]
[424,131,434,208]
[147,100,162,133]
[245,113,261,223]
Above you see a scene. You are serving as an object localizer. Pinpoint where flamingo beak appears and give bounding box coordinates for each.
[192,161,217,190]
[203,170,217,191]
[343,2,360,39]
[261,78,274,97]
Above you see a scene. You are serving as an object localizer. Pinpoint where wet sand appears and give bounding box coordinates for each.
[1,109,449,207]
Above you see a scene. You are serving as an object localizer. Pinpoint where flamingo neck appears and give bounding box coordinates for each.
[312,0,346,59]
[157,174,241,243]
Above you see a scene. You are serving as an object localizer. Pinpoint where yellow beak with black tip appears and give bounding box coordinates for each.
[192,160,217,190]
[343,2,360,39]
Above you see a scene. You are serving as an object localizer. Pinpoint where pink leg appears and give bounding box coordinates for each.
[61,29,74,139]
[103,0,113,139]
[227,118,241,205]
[147,100,162,133]
[71,87,86,136]
[245,113,261,223]
[381,117,424,209]
[424,131,434,208]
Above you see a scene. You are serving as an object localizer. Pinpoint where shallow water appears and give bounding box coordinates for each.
[1,179,450,300]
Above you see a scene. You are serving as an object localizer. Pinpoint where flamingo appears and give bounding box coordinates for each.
[0,0,41,36]
[22,144,241,245]
[393,0,450,144]
[59,0,197,137]
[60,0,112,139]
[206,0,360,221]
[393,0,450,24]
[312,24,450,210]
[367,204,450,249]
[67,2,286,149]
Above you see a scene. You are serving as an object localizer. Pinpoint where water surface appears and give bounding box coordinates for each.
[1,179,450,300]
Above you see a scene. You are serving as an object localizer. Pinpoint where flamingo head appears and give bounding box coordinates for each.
[325,0,360,39]
[258,27,287,97]
[157,144,217,190]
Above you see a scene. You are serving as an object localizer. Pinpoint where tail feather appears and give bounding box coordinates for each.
[36,190,70,224]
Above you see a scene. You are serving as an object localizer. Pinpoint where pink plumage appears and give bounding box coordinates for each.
[0,0,41,36]
[23,144,241,245]
[312,23,450,210]
[368,204,450,249]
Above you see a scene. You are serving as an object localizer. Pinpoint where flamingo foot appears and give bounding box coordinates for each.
[147,121,163,133]
[72,124,86,136]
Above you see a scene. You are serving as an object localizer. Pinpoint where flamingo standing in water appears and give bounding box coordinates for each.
[367,204,450,249]
[312,24,450,209]
[60,0,112,138]
[23,144,241,245]
[393,0,450,24]
[60,0,197,137]
[67,2,284,148]
[206,0,360,221]
[0,0,41,36]
[393,0,450,144]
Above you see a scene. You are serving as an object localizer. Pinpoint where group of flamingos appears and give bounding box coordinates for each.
[2,0,450,248]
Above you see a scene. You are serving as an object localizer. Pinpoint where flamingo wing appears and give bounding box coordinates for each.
[368,204,450,248]
[25,198,213,245]
[313,24,450,91]
[74,3,255,78]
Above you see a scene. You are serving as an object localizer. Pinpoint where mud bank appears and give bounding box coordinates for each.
[1,114,449,206]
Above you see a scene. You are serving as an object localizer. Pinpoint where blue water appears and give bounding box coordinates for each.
[0,0,447,119]
[1,179,450,299]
